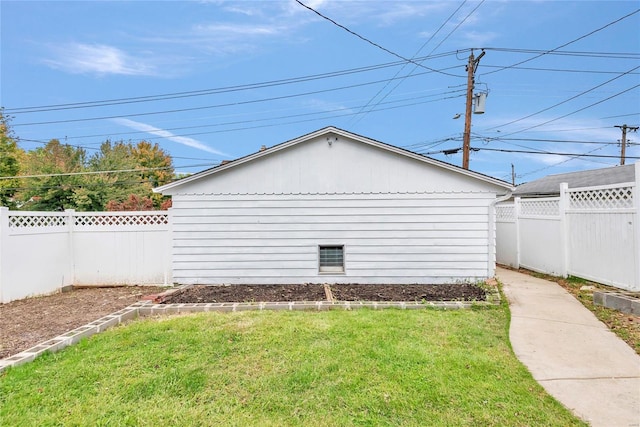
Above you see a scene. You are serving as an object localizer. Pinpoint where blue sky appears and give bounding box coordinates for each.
[1,0,639,184]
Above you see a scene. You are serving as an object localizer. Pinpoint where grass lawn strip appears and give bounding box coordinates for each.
[0,306,584,426]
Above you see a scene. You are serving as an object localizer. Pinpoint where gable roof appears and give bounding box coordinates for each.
[514,163,635,197]
[155,126,513,193]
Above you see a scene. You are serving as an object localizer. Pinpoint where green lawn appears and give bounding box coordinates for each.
[0,305,584,426]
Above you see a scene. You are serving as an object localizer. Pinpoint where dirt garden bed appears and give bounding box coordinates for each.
[161,283,487,304]
[1,283,488,360]
[0,286,166,359]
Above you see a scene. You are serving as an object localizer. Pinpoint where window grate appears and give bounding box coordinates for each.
[319,245,344,273]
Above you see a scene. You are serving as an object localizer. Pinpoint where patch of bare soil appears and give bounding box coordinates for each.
[161,283,487,304]
[0,286,166,359]
[330,283,486,302]
[163,284,327,303]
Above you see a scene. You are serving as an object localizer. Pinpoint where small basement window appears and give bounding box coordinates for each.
[319,245,345,273]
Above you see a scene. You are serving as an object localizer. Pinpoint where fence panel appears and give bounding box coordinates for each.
[517,197,564,276]
[495,173,639,291]
[496,204,518,268]
[0,209,171,303]
[72,211,171,286]
[566,184,636,290]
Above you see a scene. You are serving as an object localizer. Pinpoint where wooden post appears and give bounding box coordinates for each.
[462,52,474,170]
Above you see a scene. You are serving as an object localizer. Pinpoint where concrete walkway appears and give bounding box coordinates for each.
[496,267,640,427]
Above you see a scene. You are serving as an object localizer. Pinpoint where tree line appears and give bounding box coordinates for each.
[0,112,175,211]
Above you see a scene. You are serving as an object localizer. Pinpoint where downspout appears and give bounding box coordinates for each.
[488,191,513,278]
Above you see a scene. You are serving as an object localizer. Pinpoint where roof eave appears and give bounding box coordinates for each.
[154,126,514,194]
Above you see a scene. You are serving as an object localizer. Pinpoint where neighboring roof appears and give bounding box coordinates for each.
[514,164,636,197]
[155,126,513,193]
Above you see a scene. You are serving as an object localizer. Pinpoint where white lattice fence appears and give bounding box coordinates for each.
[519,198,560,216]
[568,183,634,210]
[496,204,515,221]
[0,208,172,303]
[74,212,169,227]
[496,174,639,291]
[8,212,68,229]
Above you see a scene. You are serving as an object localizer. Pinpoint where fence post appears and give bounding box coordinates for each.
[514,197,521,269]
[165,207,174,286]
[0,207,7,303]
[635,161,640,291]
[65,209,75,287]
[559,183,569,278]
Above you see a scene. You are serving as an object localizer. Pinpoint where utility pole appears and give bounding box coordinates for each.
[615,124,639,165]
[511,163,516,186]
[462,49,485,170]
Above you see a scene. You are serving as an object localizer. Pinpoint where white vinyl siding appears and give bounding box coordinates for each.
[170,192,494,284]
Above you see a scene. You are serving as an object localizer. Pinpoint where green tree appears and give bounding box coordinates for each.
[17,140,86,211]
[78,140,173,211]
[74,140,138,211]
[132,141,173,187]
[0,112,24,208]
[131,141,173,209]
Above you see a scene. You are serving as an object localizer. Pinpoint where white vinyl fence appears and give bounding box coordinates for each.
[496,166,639,291]
[0,208,171,303]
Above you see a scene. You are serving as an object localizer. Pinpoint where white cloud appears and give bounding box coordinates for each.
[193,23,281,36]
[112,118,228,156]
[305,98,355,115]
[460,30,499,46]
[43,43,156,76]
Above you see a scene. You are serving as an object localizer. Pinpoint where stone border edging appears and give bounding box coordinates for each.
[593,291,640,315]
[0,286,500,373]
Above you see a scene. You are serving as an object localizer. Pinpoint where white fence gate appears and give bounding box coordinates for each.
[0,208,171,303]
[496,169,639,291]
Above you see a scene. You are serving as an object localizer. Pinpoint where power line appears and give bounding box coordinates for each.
[600,112,640,119]
[1,179,165,192]
[481,47,640,60]
[481,8,640,75]
[17,138,221,163]
[4,53,462,114]
[484,65,640,131]
[0,167,175,180]
[294,0,464,78]
[472,146,639,159]
[481,64,640,75]
[12,66,464,127]
[19,91,466,148]
[33,89,466,143]
[470,135,632,145]
[516,144,612,179]
[6,48,629,115]
[496,84,640,137]
[351,0,483,127]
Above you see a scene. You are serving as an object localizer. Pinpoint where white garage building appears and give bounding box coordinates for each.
[155,127,513,285]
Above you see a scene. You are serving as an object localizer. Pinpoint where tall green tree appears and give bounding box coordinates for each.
[17,140,86,211]
[13,137,175,211]
[131,141,173,209]
[0,112,24,208]
[77,140,173,211]
[74,140,138,211]
[132,141,173,187]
